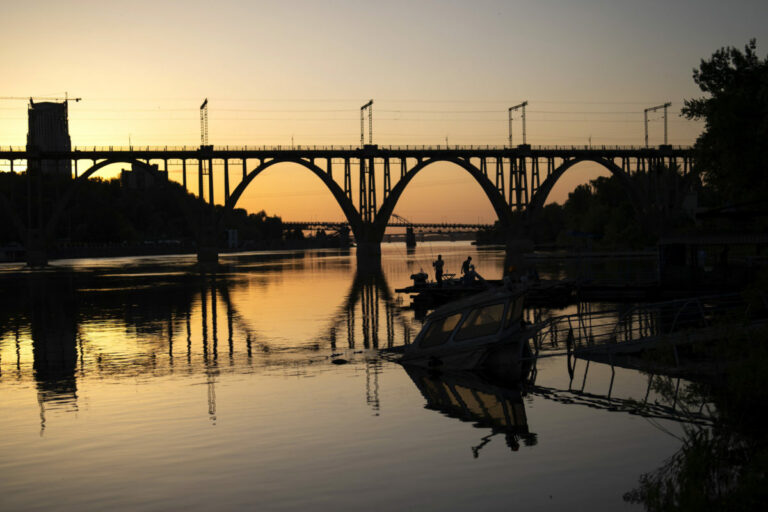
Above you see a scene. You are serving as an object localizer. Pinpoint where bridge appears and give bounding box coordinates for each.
[283,220,491,231]
[0,143,694,267]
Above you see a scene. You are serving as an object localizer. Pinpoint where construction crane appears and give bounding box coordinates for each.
[0,94,81,103]
[200,98,209,146]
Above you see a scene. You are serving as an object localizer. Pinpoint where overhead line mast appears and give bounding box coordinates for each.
[360,99,373,146]
[508,101,528,146]
[644,102,671,147]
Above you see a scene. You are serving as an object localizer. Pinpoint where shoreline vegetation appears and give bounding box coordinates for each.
[0,172,350,262]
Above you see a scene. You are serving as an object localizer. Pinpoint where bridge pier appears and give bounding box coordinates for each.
[197,245,219,265]
[503,236,534,279]
[355,240,381,270]
[355,224,382,271]
[196,225,219,265]
[405,226,416,248]
[26,229,48,268]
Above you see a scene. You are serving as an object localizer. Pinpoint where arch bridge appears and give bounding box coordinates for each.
[0,144,693,266]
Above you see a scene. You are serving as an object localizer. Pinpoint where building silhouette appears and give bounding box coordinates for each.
[120,162,167,189]
[26,100,72,176]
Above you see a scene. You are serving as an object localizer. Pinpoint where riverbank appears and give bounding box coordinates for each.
[0,238,352,263]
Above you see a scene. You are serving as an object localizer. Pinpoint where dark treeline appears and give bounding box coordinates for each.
[0,173,283,247]
[477,164,698,250]
[480,39,768,252]
[620,40,768,511]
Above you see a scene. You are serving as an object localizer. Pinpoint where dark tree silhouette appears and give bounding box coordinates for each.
[682,39,768,204]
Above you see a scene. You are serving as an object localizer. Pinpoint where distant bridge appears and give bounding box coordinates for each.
[283,220,492,231]
[0,143,693,266]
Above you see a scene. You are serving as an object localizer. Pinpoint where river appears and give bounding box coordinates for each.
[0,243,691,511]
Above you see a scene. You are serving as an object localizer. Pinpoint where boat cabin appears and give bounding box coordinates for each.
[402,286,528,368]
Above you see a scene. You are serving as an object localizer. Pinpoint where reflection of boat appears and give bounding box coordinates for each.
[400,283,534,369]
[403,366,535,456]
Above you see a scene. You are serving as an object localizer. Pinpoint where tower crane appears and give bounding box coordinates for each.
[200,98,209,146]
[0,94,81,103]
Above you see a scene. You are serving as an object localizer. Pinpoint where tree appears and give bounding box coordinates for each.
[682,39,768,204]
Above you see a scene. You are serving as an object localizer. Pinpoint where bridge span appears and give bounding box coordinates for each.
[0,144,693,267]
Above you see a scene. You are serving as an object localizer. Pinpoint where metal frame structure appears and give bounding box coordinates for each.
[644,102,672,147]
[508,101,528,146]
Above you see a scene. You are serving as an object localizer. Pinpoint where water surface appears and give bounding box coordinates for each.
[0,244,691,511]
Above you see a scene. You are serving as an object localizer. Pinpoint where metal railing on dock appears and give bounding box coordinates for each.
[532,293,765,360]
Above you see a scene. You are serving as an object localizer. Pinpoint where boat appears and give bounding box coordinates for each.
[395,272,576,315]
[400,280,535,370]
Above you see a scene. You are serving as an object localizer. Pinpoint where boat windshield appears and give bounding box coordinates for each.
[454,302,505,341]
[420,313,462,348]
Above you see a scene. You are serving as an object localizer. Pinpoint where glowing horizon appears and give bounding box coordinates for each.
[2,0,766,222]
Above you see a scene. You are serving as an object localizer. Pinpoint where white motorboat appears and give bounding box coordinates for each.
[400,281,534,370]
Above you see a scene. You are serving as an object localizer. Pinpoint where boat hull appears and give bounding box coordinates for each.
[400,329,534,372]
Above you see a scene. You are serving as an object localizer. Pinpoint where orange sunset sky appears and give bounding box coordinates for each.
[2,0,767,223]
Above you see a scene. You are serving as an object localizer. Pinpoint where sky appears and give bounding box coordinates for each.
[2,0,767,223]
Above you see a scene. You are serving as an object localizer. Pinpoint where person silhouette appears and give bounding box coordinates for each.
[461,256,472,279]
[432,254,445,288]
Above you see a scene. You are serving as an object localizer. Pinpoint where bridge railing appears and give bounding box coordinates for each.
[282,221,492,229]
[0,144,694,154]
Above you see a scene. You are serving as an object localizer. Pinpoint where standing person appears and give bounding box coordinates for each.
[461,256,472,278]
[433,254,445,288]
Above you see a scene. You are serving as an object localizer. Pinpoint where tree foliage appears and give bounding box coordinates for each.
[476,165,694,250]
[682,39,768,203]
[0,173,284,246]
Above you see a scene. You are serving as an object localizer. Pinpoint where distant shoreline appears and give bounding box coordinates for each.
[0,239,351,263]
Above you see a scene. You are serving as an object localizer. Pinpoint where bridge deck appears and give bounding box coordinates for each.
[0,144,693,160]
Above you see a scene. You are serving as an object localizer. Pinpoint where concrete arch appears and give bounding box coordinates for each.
[44,158,162,239]
[224,157,363,240]
[373,156,512,240]
[528,157,643,216]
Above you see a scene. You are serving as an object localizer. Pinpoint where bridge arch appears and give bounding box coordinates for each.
[528,157,643,216]
[373,157,512,241]
[44,158,165,239]
[224,157,363,240]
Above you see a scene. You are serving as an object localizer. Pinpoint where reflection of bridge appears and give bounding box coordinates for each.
[0,144,693,266]
[4,264,414,427]
[7,265,720,432]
